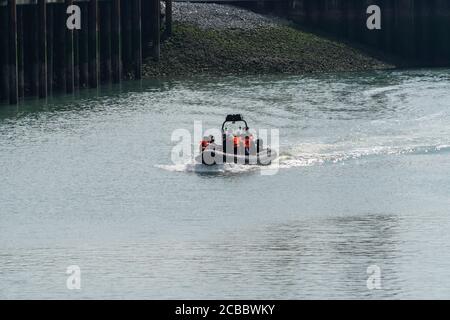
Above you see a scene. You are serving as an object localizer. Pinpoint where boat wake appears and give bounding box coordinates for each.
[156,142,450,174]
[278,142,450,169]
[156,162,262,175]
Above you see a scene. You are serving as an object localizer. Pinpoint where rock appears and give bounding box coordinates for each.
[172,3,285,30]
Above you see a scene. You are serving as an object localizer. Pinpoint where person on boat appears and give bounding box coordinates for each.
[233,133,247,155]
[236,126,243,137]
[244,135,252,155]
[243,127,253,138]
[225,128,233,144]
[207,135,217,150]
[233,135,241,148]
[243,127,255,154]
[200,136,210,153]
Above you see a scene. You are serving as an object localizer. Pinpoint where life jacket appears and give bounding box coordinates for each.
[233,136,241,147]
[200,140,209,151]
[244,136,251,148]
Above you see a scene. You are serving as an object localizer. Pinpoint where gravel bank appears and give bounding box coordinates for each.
[143,3,393,77]
[172,3,282,30]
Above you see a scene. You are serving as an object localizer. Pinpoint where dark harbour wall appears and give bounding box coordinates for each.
[2,1,450,105]
[272,0,450,66]
[0,0,170,105]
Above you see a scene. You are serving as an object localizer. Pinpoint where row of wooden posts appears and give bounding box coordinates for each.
[0,0,172,105]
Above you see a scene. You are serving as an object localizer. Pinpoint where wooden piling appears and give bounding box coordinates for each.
[346,0,357,41]
[0,0,173,105]
[46,3,54,94]
[38,0,47,98]
[395,0,414,60]
[165,0,172,38]
[141,0,150,47]
[380,0,394,54]
[151,0,160,62]
[112,0,122,83]
[415,0,431,64]
[74,27,80,89]
[353,0,365,43]
[79,2,89,88]
[122,0,132,77]
[31,6,40,97]
[17,6,24,98]
[0,6,10,102]
[132,0,142,79]
[55,4,66,92]
[100,1,112,83]
[434,0,450,65]
[8,0,18,105]
[65,0,74,93]
[308,0,320,27]
[89,0,99,88]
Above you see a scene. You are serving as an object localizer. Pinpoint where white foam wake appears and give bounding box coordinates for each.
[156,142,450,174]
[155,161,261,174]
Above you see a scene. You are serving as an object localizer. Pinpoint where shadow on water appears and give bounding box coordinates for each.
[192,165,263,180]
[3,68,447,122]
[0,78,176,120]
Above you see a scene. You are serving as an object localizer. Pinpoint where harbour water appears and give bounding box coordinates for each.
[1,69,449,299]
